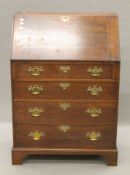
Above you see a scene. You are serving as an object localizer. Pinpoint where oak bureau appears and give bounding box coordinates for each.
[11,12,120,165]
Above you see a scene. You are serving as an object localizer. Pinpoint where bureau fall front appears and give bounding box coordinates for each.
[11,12,120,165]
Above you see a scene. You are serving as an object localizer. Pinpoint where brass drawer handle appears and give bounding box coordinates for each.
[28,66,43,76]
[59,82,70,90]
[59,103,71,111]
[60,65,70,73]
[86,132,101,141]
[88,66,103,77]
[86,108,102,117]
[28,85,43,95]
[28,107,43,117]
[28,131,44,141]
[59,125,70,132]
[87,86,102,96]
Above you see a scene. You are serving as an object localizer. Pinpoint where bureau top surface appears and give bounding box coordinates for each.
[11,12,120,61]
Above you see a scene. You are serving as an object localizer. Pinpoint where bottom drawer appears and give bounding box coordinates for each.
[14,124,116,149]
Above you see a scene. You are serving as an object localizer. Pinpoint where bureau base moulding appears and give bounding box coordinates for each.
[12,148,118,166]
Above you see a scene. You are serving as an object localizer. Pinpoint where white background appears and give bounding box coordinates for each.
[0,0,130,174]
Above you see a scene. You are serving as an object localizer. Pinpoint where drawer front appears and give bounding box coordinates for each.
[13,101,117,124]
[13,82,118,100]
[14,124,116,148]
[12,62,115,80]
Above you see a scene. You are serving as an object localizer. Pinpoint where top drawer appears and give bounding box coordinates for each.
[11,61,119,81]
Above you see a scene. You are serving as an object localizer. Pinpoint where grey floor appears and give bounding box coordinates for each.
[0,123,129,175]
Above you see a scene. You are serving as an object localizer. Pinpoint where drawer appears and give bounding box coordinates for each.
[13,101,117,124]
[14,124,116,148]
[12,61,117,80]
[13,81,118,100]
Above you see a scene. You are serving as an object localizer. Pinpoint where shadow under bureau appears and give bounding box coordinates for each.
[11,12,120,165]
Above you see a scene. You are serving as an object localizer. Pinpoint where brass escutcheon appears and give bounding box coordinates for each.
[59,125,70,132]
[59,82,70,90]
[61,16,70,22]
[60,65,70,73]
[59,103,71,111]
